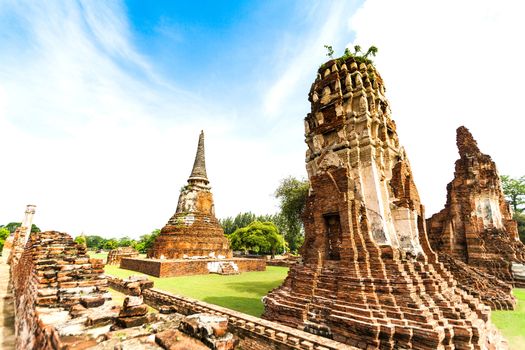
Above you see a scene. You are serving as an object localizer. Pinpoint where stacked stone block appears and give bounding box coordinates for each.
[30,231,109,308]
[179,313,236,350]
[263,57,506,349]
[114,295,149,328]
[107,275,154,295]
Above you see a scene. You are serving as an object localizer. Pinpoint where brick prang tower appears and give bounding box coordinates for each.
[263,57,506,349]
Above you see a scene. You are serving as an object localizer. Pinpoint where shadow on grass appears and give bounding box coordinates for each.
[203,296,264,317]
[223,279,284,295]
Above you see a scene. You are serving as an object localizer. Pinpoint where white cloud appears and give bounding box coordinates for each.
[349,0,525,215]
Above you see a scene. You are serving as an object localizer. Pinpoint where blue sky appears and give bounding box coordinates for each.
[1,0,524,238]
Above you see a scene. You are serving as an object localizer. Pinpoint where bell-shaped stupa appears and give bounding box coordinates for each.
[148,131,232,259]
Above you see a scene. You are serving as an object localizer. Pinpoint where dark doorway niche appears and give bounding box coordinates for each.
[324,213,342,260]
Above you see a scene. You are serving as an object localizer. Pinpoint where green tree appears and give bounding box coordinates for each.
[229,221,285,258]
[220,217,235,235]
[275,176,309,252]
[364,45,378,59]
[324,45,334,59]
[0,227,10,253]
[501,175,525,243]
[220,212,287,238]
[74,235,86,246]
[501,175,525,213]
[134,229,160,253]
[85,235,106,250]
[103,239,119,250]
[118,236,136,247]
[220,212,257,235]
[4,222,40,234]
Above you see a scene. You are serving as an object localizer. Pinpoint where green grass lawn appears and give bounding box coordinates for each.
[102,262,289,317]
[492,288,525,350]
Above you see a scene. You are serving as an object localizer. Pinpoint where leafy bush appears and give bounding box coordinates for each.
[0,227,10,253]
[229,221,285,257]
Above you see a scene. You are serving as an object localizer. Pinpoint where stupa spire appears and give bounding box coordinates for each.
[188,130,208,184]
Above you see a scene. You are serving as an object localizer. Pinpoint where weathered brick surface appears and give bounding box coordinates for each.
[9,230,282,350]
[120,257,265,277]
[262,58,506,349]
[427,127,525,300]
[148,131,233,260]
[106,246,139,265]
[11,230,111,349]
[107,275,154,295]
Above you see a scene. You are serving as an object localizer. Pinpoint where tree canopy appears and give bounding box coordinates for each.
[228,221,285,258]
[220,212,286,236]
[501,175,525,243]
[274,176,309,252]
[81,229,159,253]
[0,227,10,253]
[2,222,40,234]
[133,229,160,253]
[501,175,525,213]
[74,236,86,246]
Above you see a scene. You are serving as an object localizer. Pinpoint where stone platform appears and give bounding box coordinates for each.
[120,257,266,277]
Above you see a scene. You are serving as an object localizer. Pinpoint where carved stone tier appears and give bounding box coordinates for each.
[427,127,525,291]
[148,131,232,259]
[263,58,505,349]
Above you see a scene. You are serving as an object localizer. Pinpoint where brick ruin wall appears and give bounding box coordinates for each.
[142,287,357,350]
[427,126,525,306]
[11,230,108,349]
[120,257,265,277]
[11,233,61,349]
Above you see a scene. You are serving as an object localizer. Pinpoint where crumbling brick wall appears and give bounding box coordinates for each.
[427,126,525,301]
[11,231,108,349]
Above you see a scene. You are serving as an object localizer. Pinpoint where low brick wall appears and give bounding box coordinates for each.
[11,231,108,349]
[266,260,297,268]
[120,257,266,277]
[143,288,356,350]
